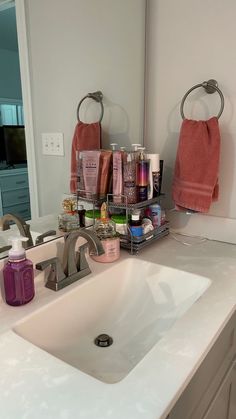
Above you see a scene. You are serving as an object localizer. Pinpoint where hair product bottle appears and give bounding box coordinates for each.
[3,236,35,306]
[146,153,160,199]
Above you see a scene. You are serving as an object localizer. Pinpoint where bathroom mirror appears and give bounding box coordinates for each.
[0,0,146,258]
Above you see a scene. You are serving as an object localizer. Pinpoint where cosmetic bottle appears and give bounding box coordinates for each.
[129,211,143,237]
[132,143,142,162]
[3,236,35,306]
[77,151,85,195]
[91,203,120,263]
[149,203,162,228]
[112,146,124,203]
[136,147,150,202]
[123,151,137,204]
[77,204,86,227]
[146,153,160,199]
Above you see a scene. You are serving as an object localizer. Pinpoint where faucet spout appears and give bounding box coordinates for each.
[62,229,104,277]
[0,213,34,248]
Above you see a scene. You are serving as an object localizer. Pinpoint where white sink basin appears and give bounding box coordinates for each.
[14,258,211,383]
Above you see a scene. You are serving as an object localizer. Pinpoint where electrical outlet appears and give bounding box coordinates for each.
[42,133,64,156]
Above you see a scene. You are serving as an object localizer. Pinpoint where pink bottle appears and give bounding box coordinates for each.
[3,236,35,306]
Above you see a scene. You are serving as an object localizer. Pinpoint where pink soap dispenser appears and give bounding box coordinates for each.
[3,236,35,306]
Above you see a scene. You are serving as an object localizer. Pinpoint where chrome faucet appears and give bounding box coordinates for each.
[0,213,33,248]
[36,229,104,291]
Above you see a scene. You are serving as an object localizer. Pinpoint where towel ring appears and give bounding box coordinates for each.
[77,90,104,123]
[180,79,224,120]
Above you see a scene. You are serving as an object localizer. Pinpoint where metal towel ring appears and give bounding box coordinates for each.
[180,79,224,120]
[77,90,104,123]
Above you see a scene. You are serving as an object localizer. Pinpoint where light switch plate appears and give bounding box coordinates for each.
[42,133,64,156]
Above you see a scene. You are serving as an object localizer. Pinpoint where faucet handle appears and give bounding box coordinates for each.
[36,257,66,290]
[0,245,11,254]
[35,230,57,245]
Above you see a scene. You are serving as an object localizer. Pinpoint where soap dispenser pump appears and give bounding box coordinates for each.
[3,236,35,306]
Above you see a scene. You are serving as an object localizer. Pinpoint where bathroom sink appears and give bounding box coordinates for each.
[14,258,211,383]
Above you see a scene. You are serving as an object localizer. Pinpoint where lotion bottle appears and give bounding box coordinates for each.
[112,146,123,203]
[3,236,35,306]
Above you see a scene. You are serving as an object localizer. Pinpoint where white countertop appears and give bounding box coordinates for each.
[1,234,236,419]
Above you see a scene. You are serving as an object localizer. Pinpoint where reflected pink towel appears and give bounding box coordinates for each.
[70,121,101,193]
[172,117,221,213]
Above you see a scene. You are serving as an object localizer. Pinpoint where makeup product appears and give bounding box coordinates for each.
[136,148,150,202]
[146,153,160,199]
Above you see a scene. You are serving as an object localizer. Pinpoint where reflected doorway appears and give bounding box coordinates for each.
[0,1,31,220]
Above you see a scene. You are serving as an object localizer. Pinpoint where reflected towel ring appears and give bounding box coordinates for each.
[77,91,104,123]
[180,79,224,120]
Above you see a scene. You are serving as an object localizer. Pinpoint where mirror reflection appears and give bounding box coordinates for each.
[0,0,145,258]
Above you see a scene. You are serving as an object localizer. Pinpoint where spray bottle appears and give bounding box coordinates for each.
[3,236,35,306]
[136,147,150,201]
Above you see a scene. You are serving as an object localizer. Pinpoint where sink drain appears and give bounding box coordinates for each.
[94,334,113,347]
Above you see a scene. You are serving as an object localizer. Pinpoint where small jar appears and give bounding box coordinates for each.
[58,212,79,232]
[84,209,100,227]
[91,218,120,263]
[111,214,127,235]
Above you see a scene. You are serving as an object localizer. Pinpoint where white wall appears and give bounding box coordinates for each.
[25,0,145,216]
[0,48,22,99]
[145,0,236,226]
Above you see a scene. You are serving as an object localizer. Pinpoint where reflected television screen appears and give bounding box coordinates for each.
[2,125,27,166]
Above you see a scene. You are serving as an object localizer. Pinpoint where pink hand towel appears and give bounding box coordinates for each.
[70,121,101,193]
[172,117,221,213]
